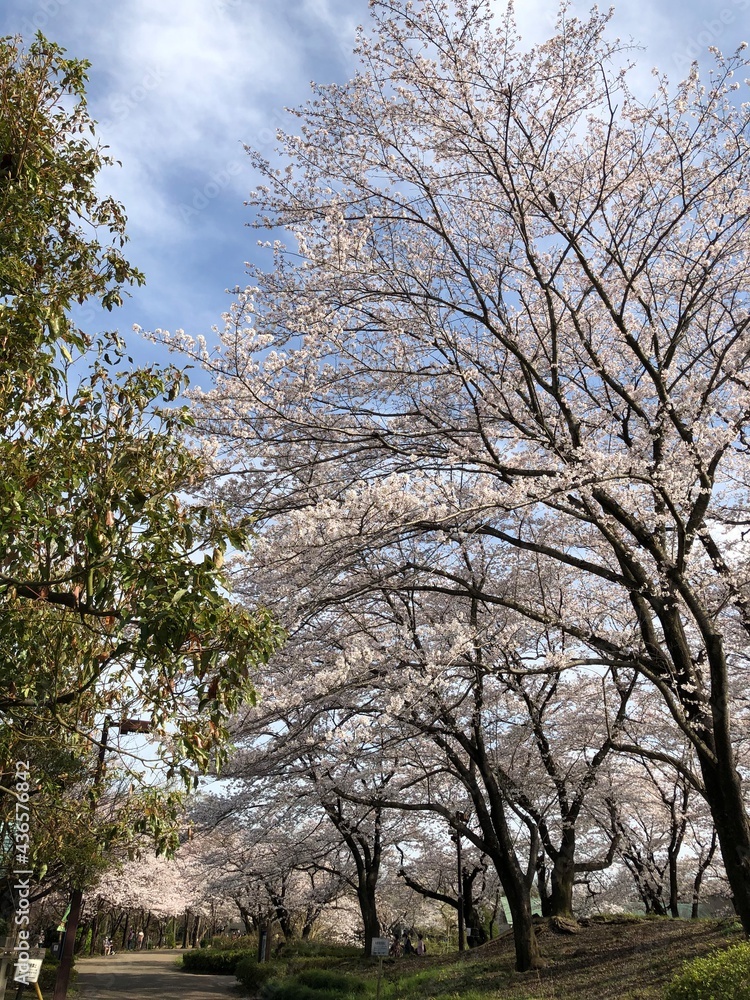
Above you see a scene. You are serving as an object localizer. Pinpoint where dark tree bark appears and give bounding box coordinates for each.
[398,857,488,946]
[691,829,718,919]
[321,797,383,958]
[53,888,82,1000]
[698,754,750,929]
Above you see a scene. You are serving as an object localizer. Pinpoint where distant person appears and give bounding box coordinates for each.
[127,929,135,950]
[416,934,426,956]
[136,929,145,950]
[404,934,414,955]
[389,935,402,957]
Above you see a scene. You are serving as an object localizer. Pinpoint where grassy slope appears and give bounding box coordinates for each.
[366,917,744,1000]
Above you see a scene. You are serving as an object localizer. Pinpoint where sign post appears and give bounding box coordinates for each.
[13,947,45,1000]
[371,937,389,1000]
[0,932,17,1000]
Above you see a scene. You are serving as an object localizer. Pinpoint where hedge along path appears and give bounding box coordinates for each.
[75,947,239,999]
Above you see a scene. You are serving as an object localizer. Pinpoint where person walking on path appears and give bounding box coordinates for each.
[136,929,145,950]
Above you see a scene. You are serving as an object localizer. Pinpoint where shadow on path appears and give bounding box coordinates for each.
[75,947,240,1000]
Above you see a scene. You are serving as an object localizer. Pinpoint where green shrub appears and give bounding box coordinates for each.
[182,946,254,974]
[277,942,361,960]
[295,969,366,994]
[663,941,750,999]
[235,956,281,992]
[210,933,256,950]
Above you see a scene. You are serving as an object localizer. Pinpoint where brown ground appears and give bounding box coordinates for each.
[391,915,745,1000]
[74,947,239,1000]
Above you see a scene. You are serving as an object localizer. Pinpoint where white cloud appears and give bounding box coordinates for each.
[1,0,746,349]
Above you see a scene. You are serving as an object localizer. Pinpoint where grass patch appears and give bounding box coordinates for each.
[295,969,367,993]
[229,919,745,1000]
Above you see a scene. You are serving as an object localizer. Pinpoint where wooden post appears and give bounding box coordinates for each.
[0,931,16,1000]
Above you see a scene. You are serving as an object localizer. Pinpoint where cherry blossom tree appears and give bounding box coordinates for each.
[177,0,750,959]
[88,852,194,950]
[396,834,497,946]
[597,750,725,918]
[232,519,639,963]
[186,789,352,943]
[226,700,405,957]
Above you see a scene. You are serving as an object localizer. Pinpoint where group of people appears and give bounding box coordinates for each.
[103,928,146,954]
[125,929,146,950]
[390,933,426,957]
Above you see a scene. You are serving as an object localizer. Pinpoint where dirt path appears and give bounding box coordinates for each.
[75,948,240,1000]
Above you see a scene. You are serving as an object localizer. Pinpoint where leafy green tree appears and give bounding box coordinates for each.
[0,33,281,967]
[0,33,143,406]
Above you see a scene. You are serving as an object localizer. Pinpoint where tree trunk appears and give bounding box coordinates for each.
[536,855,552,918]
[358,881,380,958]
[237,905,254,934]
[462,865,487,946]
[504,882,541,972]
[444,736,543,971]
[53,889,83,1000]
[691,829,717,919]
[550,864,575,921]
[698,753,750,932]
[191,916,202,949]
[465,905,487,947]
[549,831,576,919]
[668,852,680,918]
[88,905,100,956]
[301,902,320,940]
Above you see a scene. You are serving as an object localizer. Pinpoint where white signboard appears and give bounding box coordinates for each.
[371,937,390,957]
[14,957,43,984]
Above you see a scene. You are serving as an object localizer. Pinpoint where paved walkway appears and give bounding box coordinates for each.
[75,948,240,1000]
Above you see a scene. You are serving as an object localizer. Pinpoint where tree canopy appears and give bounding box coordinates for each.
[0,33,281,930]
[179,0,750,971]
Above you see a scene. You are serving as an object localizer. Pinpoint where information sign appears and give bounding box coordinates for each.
[14,955,43,984]
[371,937,390,957]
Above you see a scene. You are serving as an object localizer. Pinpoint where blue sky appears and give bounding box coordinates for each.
[2,0,748,372]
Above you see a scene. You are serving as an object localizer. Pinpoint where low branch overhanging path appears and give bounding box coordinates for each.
[75,947,238,1000]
